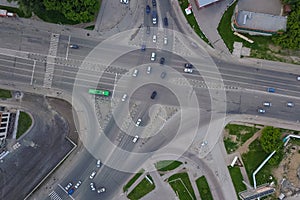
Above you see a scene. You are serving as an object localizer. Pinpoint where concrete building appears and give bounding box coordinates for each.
[196,0,221,8]
[231,0,287,36]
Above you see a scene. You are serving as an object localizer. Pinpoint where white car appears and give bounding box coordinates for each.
[96,160,101,168]
[74,181,82,189]
[132,135,139,143]
[147,66,152,74]
[184,68,193,73]
[90,182,96,191]
[287,102,294,107]
[120,0,129,4]
[135,118,142,126]
[163,37,168,45]
[297,76,300,81]
[121,93,128,101]
[90,171,97,179]
[65,182,72,191]
[132,69,138,77]
[151,52,156,61]
[258,109,266,113]
[97,187,106,194]
[152,35,157,43]
[263,102,271,107]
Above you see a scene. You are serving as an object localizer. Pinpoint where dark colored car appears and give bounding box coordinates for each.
[184,63,193,68]
[152,0,156,7]
[151,91,157,99]
[141,44,146,51]
[146,5,150,14]
[160,57,165,65]
[69,44,79,49]
[160,72,166,79]
[164,17,168,26]
[68,188,75,195]
[267,88,275,93]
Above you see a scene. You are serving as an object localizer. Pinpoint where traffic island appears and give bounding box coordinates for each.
[167,172,196,200]
[127,174,155,200]
[196,176,213,200]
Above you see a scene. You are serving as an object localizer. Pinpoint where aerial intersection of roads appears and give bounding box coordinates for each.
[0,0,299,200]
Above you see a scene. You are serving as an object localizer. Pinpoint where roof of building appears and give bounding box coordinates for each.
[235,10,287,33]
[196,0,220,8]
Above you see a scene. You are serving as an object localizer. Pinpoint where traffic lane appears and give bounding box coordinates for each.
[226,90,300,122]
[0,94,74,200]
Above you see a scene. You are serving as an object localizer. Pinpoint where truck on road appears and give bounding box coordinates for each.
[0,9,16,17]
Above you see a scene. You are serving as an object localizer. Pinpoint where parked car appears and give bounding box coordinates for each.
[297,76,300,81]
[267,88,275,93]
[132,135,139,143]
[146,5,150,14]
[184,63,193,68]
[287,102,294,107]
[65,182,73,191]
[184,68,193,73]
[163,37,168,45]
[141,44,146,51]
[97,187,106,194]
[160,57,165,65]
[152,0,156,7]
[96,160,101,168]
[74,181,82,189]
[90,182,96,191]
[68,188,75,195]
[151,52,156,61]
[135,118,142,126]
[152,35,157,43]
[69,44,79,49]
[132,69,138,77]
[89,171,97,179]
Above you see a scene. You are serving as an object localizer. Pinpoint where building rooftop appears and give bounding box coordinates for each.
[235,10,287,33]
[196,0,220,8]
[238,0,282,15]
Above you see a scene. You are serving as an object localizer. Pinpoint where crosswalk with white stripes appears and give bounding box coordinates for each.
[48,191,62,200]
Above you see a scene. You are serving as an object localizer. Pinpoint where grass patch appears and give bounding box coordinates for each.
[178,0,210,45]
[155,160,182,172]
[242,139,276,186]
[127,175,155,200]
[0,88,12,99]
[224,137,239,153]
[85,25,95,30]
[196,176,213,200]
[17,111,32,139]
[168,172,196,200]
[228,166,246,199]
[123,169,145,192]
[0,5,30,18]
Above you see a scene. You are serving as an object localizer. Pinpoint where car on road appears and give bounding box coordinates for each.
[151,91,157,99]
[147,66,152,74]
[152,0,156,7]
[132,69,138,77]
[258,108,266,113]
[184,68,193,73]
[163,17,168,26]
[263,102,272,107]
[146,5,150,14]
[287,102,294,107]
[146,26,150,34]
[90,182,96,191]
[152,35,157,43]
[267,88,275,93]
[297,76,300,81]
[74,181,82,189]
[97,187,106,194]
[151,52,156,61]
[120,0,129,4]
[65,182,72,191]
[160,57,165,65]
[141,44,146,51]
[164,37,168,45]
[69,44,79,49]
[68,188,75,195]
[133,135,139,143]
[184,63,193,68]
[121,93,128,102]
[89,171,97,179]
[96,160,101,168]
[160,71,166,79]
[135,118,142,126]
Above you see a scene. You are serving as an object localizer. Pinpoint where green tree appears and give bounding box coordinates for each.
[272,2,300,49]
[7,0,43,17]
[260,126,283,153]
[43,0,99,22]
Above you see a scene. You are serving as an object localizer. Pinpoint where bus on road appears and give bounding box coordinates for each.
[88,89,110,96]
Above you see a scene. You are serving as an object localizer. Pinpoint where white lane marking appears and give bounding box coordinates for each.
[30,60,36,85]
[66,35,71,60]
